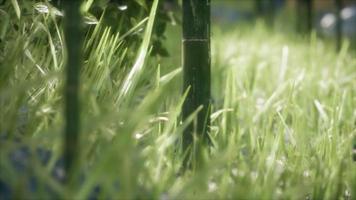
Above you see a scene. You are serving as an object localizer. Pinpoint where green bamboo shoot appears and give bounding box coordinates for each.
[182,0,211,166]
[335,0,343,51]
[63,0,82,186]
[297,0,313,34]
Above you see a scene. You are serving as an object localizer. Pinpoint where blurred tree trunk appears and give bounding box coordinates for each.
[63,0,83,188]
[353,143,356,161]
[255,0,264,18]
[255,0,275,28]
[267,0,275,28]
[182,0,211,169]
[296,0,313,34]
[335,0,343,51]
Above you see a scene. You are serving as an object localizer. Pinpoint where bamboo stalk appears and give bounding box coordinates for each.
[255,0,275,27]
[255,0,263,19]
[296,0,313,34]
[267,0,275,28]
[182,0,211,168]
[63,0,82,187]
[306,0,313,33]
[353,143,356,161]
[335,0,343,52]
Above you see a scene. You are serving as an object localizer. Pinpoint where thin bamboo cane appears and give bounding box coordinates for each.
[353,143,356,161]
[306,0,313,33]
[335,0,343,51]
[255,0,264,19]
[255,0,275,27]
[63,0,83,186]
[182,0,211,168]
[267,0,276,28]
[296,0,313,34]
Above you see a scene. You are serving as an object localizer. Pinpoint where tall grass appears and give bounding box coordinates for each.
[0,1,355,199]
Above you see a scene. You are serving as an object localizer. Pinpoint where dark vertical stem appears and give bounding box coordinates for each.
[267,0,275,28]
[335,0,343,51]
[255,0,274,27]
[182,0,211,168]
[353,142,356,161]
[255,0,263,19]
[306,0,313,33]
[296,0,302,32]
[63,0,82,186]
[296,0,313,34]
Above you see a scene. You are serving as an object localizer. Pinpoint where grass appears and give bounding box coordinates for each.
[0,1,355,199]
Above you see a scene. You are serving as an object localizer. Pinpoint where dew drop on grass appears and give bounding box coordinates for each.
[34,3,63,16]
[135,133,143,140]
[159,193,169,200]
[84,15,99,25]
[118,5,128,11]
[276,188,283,197]
[208,181,217,192]
[344,190,351,199]
[303,170,311,178]
[231,168,238,177]
[34,4,49,14]
[256,97,265,111]
[251,171,258,181]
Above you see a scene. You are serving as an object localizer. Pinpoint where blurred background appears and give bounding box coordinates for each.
[209,0,356,46]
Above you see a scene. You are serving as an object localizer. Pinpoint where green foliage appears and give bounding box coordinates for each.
[0,1,355,199]
[81,0,175,57]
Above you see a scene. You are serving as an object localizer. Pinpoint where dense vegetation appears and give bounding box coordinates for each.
[0,0,355,199]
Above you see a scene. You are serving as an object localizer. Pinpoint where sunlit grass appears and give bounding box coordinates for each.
[0,1,355,199]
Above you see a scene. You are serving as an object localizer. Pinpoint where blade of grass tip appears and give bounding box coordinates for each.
[81,0,94,13]
[62,0,83,190]
[38,21,59,71]
[253,82,289,123]
[155,105,203,181]
[0,71,59,101]
[155,64,160,89]
[178,106,204,168]
[276,111,296,147]
[77,83,173,199]
[118,17,148,41]
[159,67,182,85]
[157,87,191,146]
[336,90,347,123]
[115,0,158,105]
[84,11,106,52]
[153,88,192,181]
[0,10,10,40]
[159,105,203,155]
[127,81,173,131]
[314,100,329,122]
[10,0,21,19]
[24,49,46,75]
[211,108,234,123]
[278,45,289,84]
[51,12,65,58]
